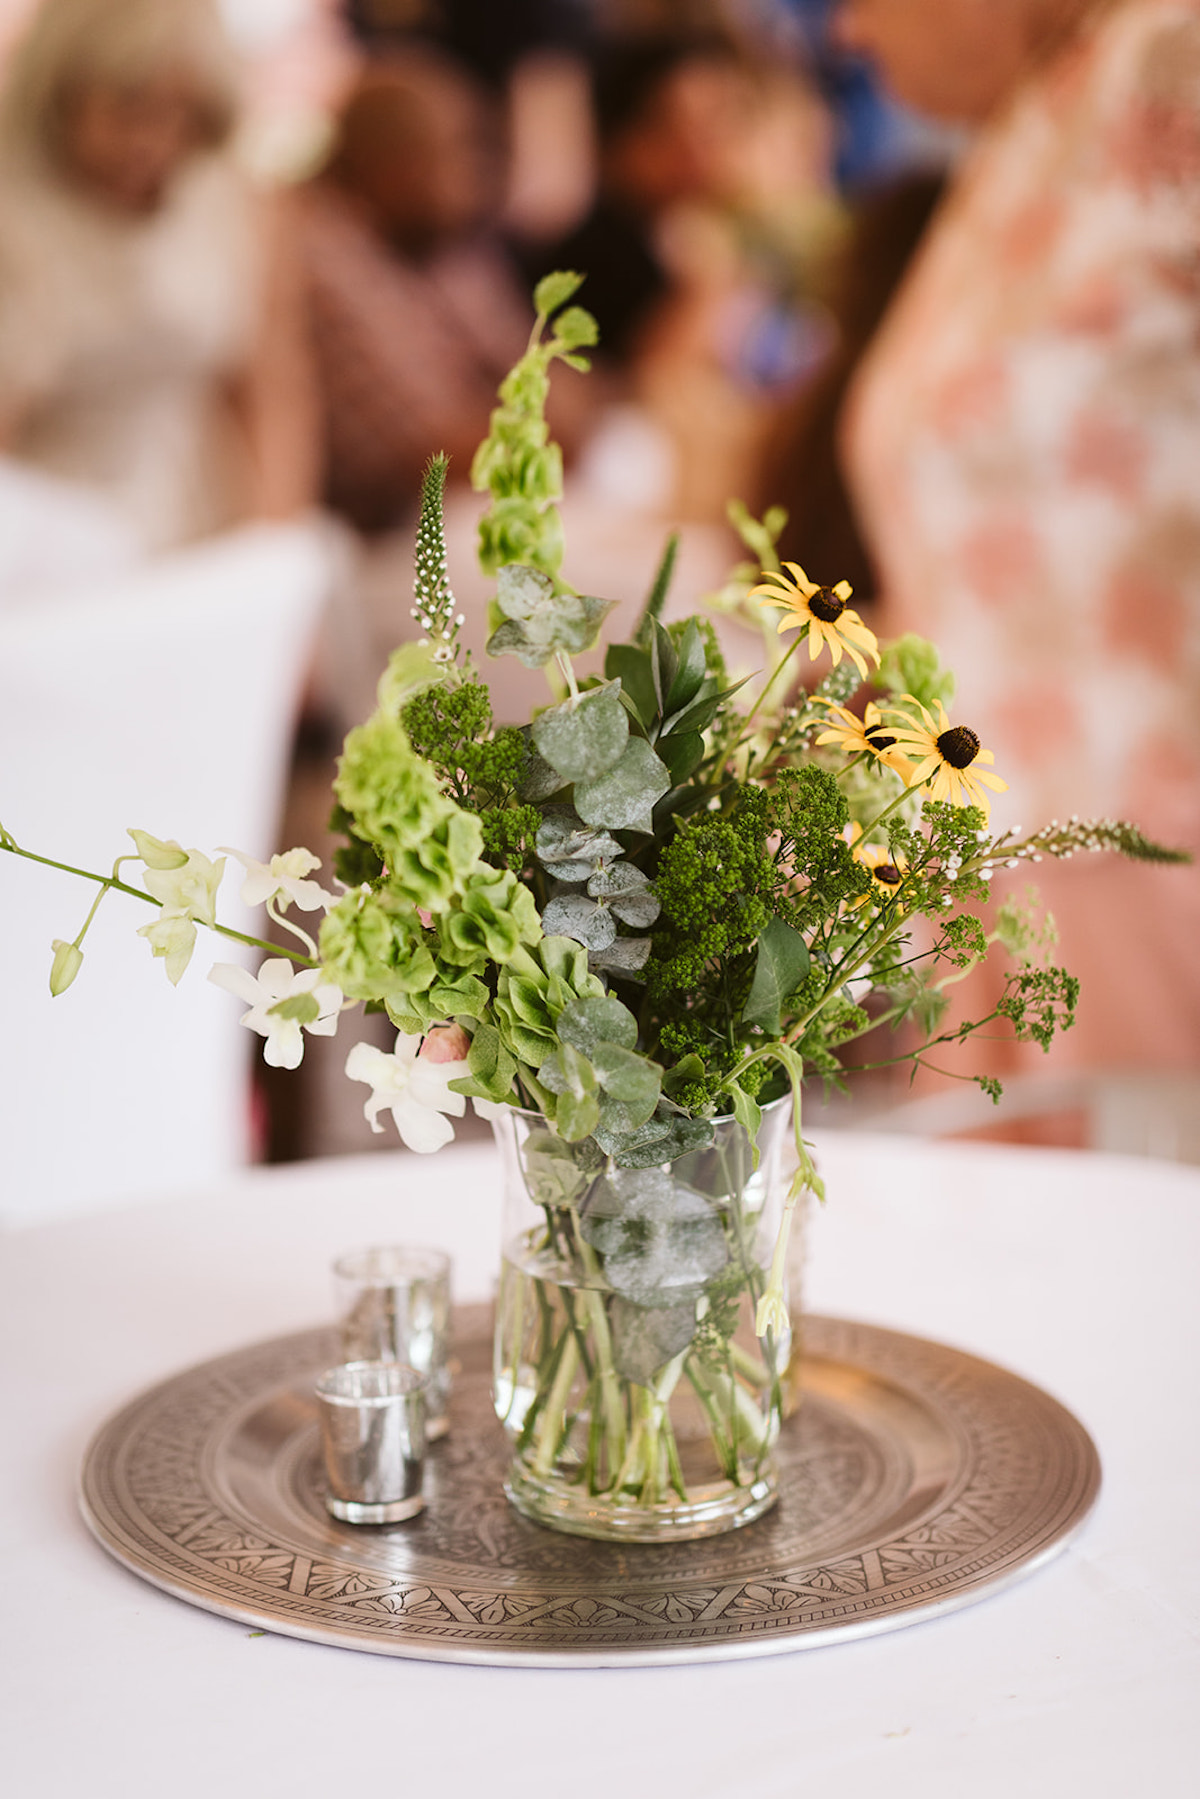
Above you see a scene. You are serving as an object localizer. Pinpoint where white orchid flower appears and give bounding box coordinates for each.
[217,846,335,913]
[209,959,344,1069]
[138,843,224,926]
[345,1031,470,1152]
[137,908,198,985]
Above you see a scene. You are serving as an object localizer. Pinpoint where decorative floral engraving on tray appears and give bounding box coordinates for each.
[80,1313,1099,1666]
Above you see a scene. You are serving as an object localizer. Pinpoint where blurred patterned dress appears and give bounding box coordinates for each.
[844,0,1200,1071]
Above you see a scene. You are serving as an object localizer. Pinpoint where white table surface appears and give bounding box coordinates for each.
[2,1130,1198,1799]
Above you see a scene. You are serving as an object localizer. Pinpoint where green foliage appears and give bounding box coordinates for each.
[647,792,776,999]
[769,766,870,927]
[998,965,1080,1050]
[486,564,615,668]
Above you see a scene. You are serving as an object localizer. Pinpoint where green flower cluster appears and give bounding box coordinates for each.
[646,792,776,999]
[471,272,598,580]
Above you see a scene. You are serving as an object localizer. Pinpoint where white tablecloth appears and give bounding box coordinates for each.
[2,1131,1198,1798]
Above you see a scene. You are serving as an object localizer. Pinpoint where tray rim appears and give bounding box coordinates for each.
[78,1313,1102,1669]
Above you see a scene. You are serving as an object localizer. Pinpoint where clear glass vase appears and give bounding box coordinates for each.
[491,1098,794,1542]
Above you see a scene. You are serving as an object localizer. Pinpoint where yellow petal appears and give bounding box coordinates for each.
[781,561,815,593]
[973,768,1009,792]
[832,579,853,601]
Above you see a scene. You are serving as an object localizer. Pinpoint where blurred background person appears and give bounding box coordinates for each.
[831,0,1200,1114]
[297,48,531,536]
[0,0,318,560]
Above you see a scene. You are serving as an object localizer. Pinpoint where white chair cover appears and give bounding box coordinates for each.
[0,522,331,1225]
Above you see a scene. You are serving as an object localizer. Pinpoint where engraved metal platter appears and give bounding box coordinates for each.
[79,1310,1100,1667]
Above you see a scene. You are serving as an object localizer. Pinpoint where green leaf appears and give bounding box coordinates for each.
[656,729,704,786]
[575,737,671,834]
[666,673,750,738]
[534,269,584,318]
[721,1080,763,1172]
[634,532,679,645]
[532,684,628,783]
[269,992,320,1024]
[743,916,812,1035]
[604,644,658,730]
[662,1054,706,1100]
[664,619,707,715]
[552,305,599,351]
[649,620,678,714]
[557,994,638,1054]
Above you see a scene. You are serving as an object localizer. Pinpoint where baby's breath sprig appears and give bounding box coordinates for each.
[1001,816,1192,866]
[411,453,464,666]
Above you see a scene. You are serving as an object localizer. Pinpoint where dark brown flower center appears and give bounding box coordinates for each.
[864,722,897,752]
[873,863,902,886]
[935,725,981,770]
[807,586,846,624]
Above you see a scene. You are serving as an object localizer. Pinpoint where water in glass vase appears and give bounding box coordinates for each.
[491,1102,794,1542]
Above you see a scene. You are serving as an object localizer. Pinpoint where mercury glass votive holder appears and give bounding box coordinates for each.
[333,1245,451,1439]
[315,1360,427,1525]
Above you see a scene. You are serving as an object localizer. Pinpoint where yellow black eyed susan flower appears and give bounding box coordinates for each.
[848,823,908,906]
[883,699,1008,816]
[747,563,880,681]
[815,700,914,779]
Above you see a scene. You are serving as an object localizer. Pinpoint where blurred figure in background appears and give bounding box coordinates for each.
[834,0,1200,1095]
[298,49,530,534]
[530,32,843,522]
[0,0,317,556]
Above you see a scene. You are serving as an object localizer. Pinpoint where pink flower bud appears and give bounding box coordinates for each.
[417,908,433,929]
[420,1022,470,1063]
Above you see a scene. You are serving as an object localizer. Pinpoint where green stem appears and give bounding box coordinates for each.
[741,630,805,731]
[1,839,314,966]
[532,1331,579,1476]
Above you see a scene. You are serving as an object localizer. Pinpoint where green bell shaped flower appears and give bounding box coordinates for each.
[438,867,542,969]
[493,935,604,1069]
[319,887,436,1005]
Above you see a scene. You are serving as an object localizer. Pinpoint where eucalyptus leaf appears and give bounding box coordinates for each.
[495,563,554,622]
[519,741,567,802]
[592,1045,660,1127]
[485,617,555,669]
[610,890,660,928]
[743,916,812,1035]
[579,1168,727,1304]
[557,994,638,1054]
[586,862,651,899]
[594,1105,715,1167]
[587,937,653,976]
[532,684,628,783]
[575,737,670,834]
[610,1296,697,1387]
[541,893,617,950]
[555,1088,601,1142]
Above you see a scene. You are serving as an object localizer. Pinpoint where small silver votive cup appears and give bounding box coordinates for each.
[315,1361,427,1525]
[333,1245,451,1440]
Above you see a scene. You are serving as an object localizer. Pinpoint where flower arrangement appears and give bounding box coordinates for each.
[2,273,1185,1538]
